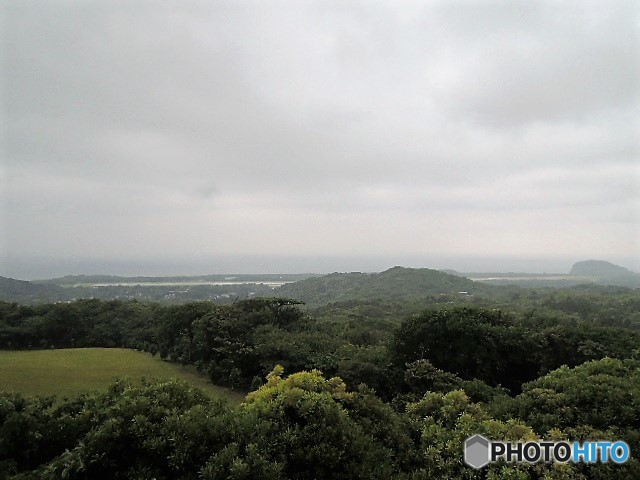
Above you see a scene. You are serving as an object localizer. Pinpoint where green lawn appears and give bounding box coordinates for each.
[0,348,246,404]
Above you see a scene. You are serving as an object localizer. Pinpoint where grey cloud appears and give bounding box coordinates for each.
[425,1,640,126]
[2,1,638,276]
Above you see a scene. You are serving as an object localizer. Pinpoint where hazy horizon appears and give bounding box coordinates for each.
[2,254,639,282]
[2,1,638,280]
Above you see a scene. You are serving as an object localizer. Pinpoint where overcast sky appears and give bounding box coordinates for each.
[2,1,639,278]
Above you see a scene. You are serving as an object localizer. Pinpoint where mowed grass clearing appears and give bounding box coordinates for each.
[0,348,246,403]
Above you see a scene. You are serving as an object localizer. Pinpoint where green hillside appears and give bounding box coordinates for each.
[569,260,631,276]
[569,260,640,288]
[276,266,486,306]
[0,276,65,303]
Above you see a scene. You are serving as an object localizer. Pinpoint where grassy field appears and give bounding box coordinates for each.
[0,348,246,403]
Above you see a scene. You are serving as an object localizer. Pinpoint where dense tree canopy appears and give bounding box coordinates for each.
[389,306,640,393]
[1,294,639,479]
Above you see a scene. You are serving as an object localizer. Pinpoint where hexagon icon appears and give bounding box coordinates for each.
[465,434,491,469]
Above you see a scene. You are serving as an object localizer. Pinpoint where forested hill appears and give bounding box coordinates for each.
[569,260,640,287]
[276,266,486,306]
[570,260,632,276]
[0,276,65,303]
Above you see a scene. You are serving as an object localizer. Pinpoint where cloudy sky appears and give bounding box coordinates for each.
[2,0,639,278]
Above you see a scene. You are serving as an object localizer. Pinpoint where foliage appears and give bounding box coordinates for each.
[0,380,262,480]
[2,365,639,479]
[493,358,640,435]
[389,306,640,392]
[243,367,395,479]
[277,266,487,307]
[488,358,640,480]
[2,285,640,479]
[404,390,583,479]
